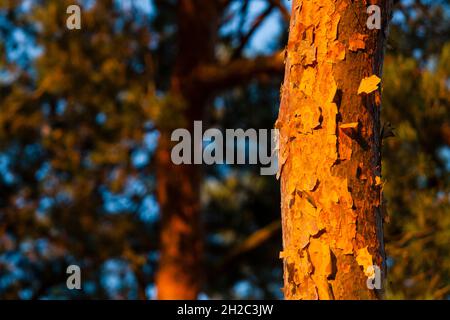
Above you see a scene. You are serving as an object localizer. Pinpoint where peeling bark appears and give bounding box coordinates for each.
[277,0,392,300]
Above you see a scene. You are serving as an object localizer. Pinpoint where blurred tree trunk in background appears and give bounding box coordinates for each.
[154,0,285,299]
[277,0,392,299]
[154,0,220,299]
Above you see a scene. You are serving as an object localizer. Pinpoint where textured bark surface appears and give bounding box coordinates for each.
[277,0,392,299]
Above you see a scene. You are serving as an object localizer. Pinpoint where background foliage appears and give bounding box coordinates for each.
[0,0,448,299]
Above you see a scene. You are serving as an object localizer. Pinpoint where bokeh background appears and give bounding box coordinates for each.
[0,0,449,299]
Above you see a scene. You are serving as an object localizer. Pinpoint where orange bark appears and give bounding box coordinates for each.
[154,0,220,299]
[155,130,203,299]
[277,0,392,299]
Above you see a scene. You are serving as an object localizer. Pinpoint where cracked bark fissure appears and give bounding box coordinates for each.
[277,0,392,299]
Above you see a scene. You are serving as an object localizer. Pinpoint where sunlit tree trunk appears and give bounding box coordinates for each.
[277,0,392,299]
[154,0,219,300]
[155,132,203,299]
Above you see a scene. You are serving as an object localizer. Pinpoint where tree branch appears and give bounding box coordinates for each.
[225,220,281,260]
[191,51,285,92]
[268,0,290,22]
[232,4,275,59]
[208,220,281,278]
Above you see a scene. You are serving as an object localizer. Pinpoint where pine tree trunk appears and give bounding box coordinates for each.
[277,0,392,299]
[155,131,203,299]
[154,0,219,299]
